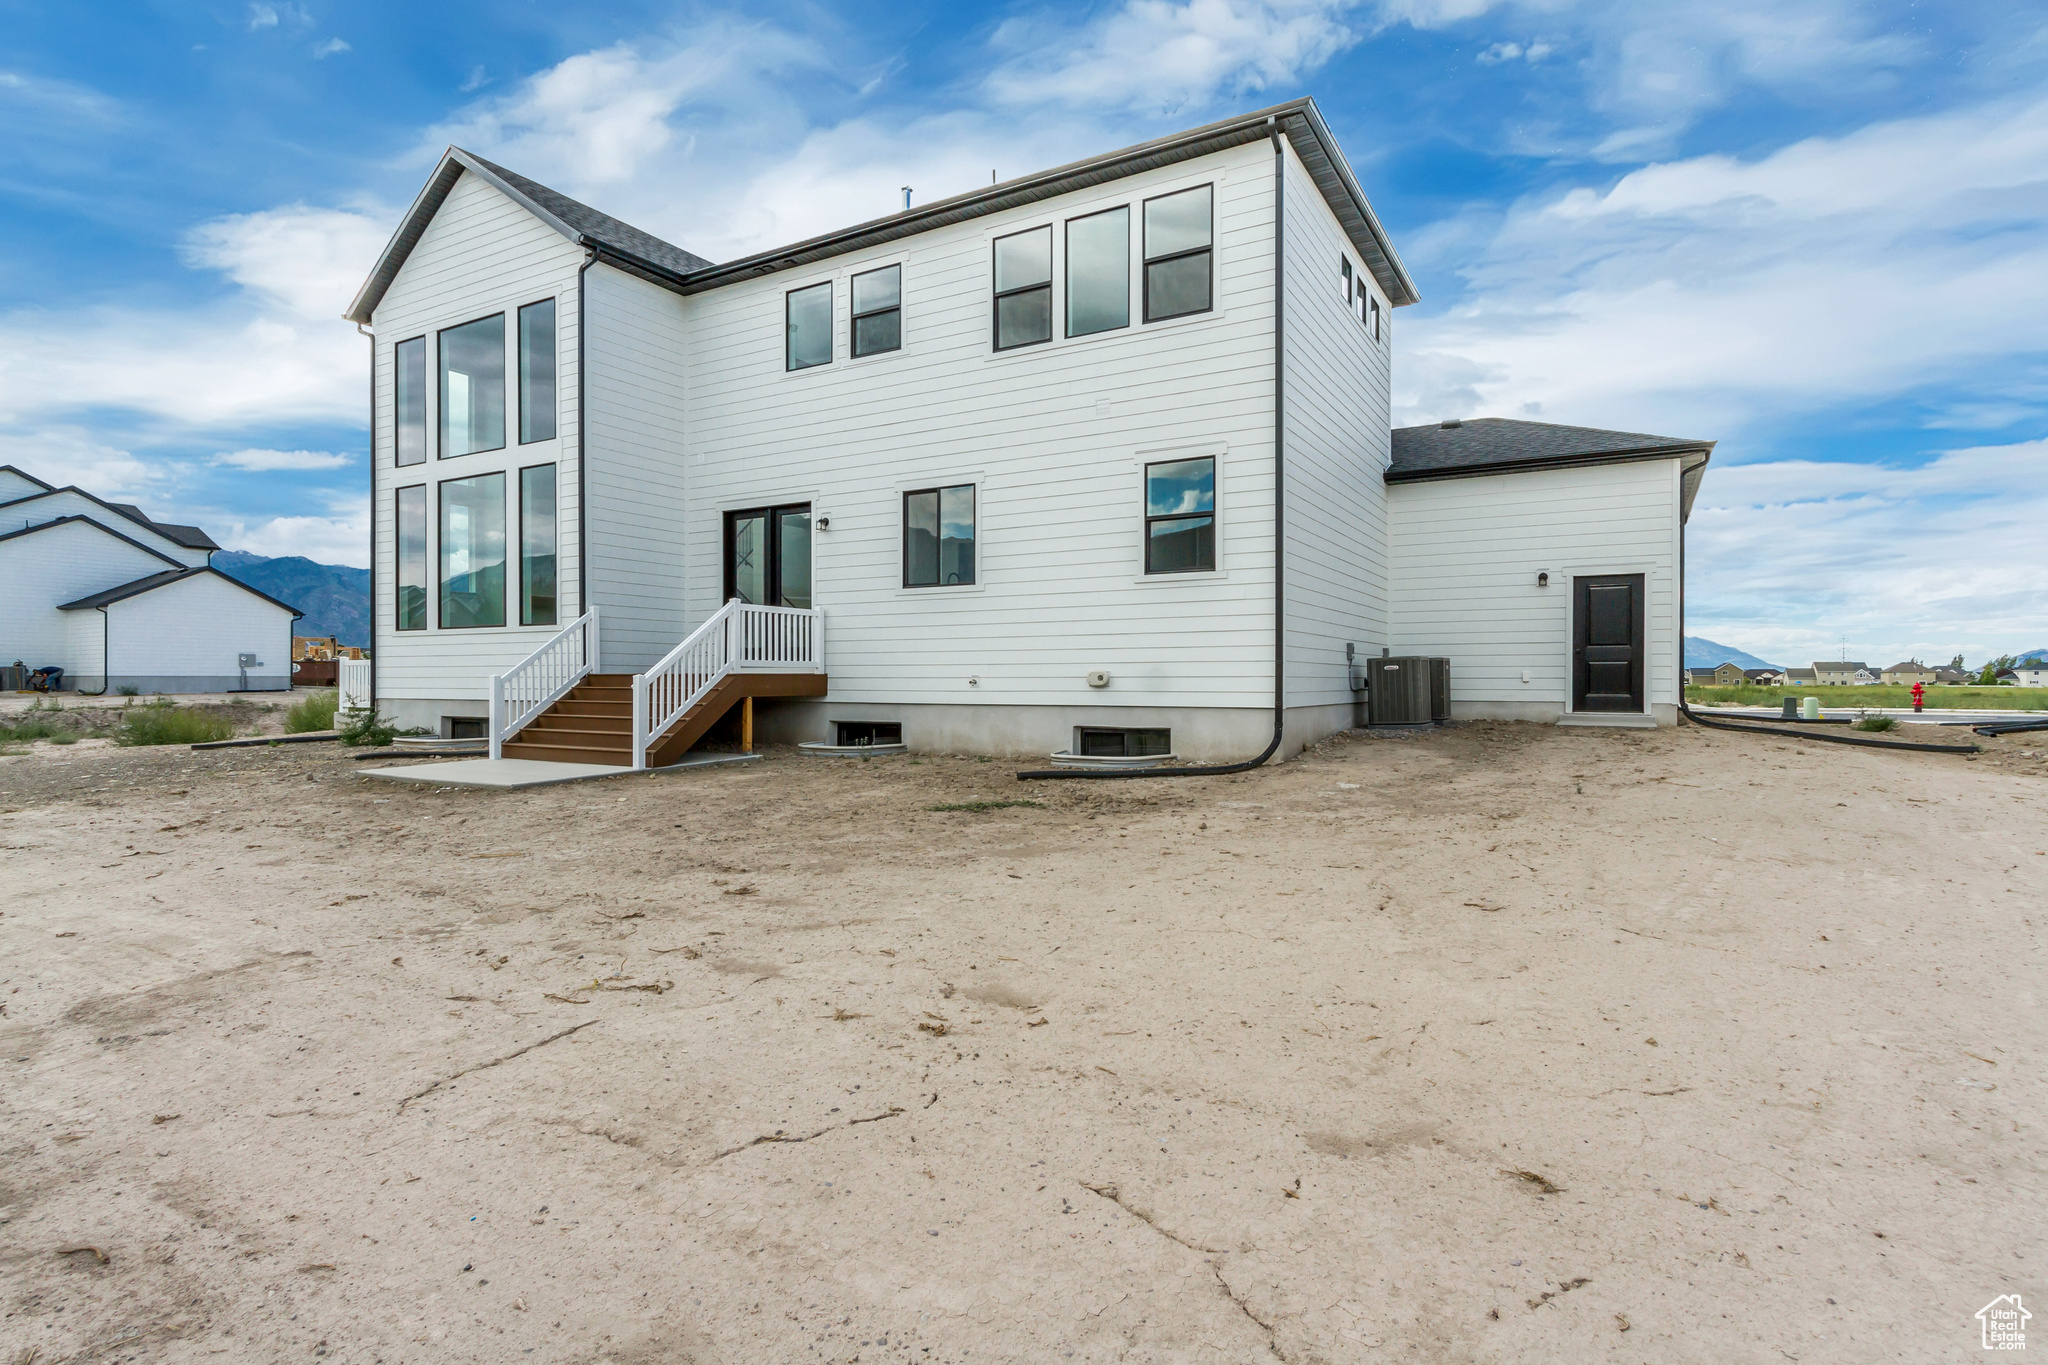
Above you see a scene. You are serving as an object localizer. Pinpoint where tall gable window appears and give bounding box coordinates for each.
[395,485,427,630]
[1143,185,1212,322]
[851,265,902,357]
[519,463,557,626]
[439,473,506,628]
[1066,207,1129,338]
[439,314,506,457]
[993,226,1053,350]
[518,299,556,443]
[786,281,833,370]
[1144,456,1215,574]
[395,337,426,467]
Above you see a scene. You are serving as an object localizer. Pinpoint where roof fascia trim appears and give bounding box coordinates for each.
[0,486,203,555]
[0,513,187,566]
[0,464,55,493]
[1384,443,1715,485]
[59,565,306,616]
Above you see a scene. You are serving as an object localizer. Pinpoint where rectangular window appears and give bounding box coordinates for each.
[1340,256,1353,305]
[395,484,427,630]
[1077,727,1171,757]
[786,281,832,370]
[1143,184,1213,322]
[835,720,902,747]
[1144,455,1215,574]
[438,473,505,628]
[439,313,506,457]
[1370,295,1382,341]
[850,265,901,357]
[518,299,556,443]
[519,463,557,626]
[1066,206,1129,338]
[394,337,426,467]
[993,226,1052,350]
[903,484,976,587]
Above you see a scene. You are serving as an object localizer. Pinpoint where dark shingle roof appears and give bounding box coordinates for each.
[1388,418,1710,478]
[0,513,185,565]
[105,501,220,551]
[58,566,302,616]
[461,151,715,279]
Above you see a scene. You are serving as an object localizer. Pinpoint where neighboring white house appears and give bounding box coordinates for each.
[344,98,1713,763]
[2012,660,2048,688]
[0,467,301,693]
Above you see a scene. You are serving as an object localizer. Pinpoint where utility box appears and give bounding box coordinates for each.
[1367,656,1434,725]
[1428,656,1451,722]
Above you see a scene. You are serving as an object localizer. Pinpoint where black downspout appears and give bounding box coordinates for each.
[1019,114,1289,781]
[80,607,109,696]
[577,244,598,635]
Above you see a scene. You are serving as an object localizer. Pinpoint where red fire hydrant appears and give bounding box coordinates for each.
[1911,681,1925,713]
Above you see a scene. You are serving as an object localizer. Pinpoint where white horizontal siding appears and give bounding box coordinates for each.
[0,493,207,566]
[1280,142,1392,708]
[369,170,587,703]
[1387,458,1683,713]
[0,469,48,501]
[675,142,1279,710]
[0,519,180,675]
[103,573,296,688]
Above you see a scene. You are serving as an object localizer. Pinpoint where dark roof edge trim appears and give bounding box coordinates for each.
[0,463,55,493]
[0,513,187,566]
[0,485,214,554]
[1384,442,1715,483]
[58,565,306,616]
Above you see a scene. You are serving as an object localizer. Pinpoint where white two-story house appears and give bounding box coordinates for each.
[345,98,1712,767]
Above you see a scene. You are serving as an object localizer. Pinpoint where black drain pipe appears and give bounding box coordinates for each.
[1019,115,1289,781]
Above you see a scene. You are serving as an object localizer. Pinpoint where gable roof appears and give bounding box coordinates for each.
[1387,417,1714,518]
[0,513,187,567]
[58,565,303,616]
[1882,660,1930,672]
[0,464,54,494]
[346,97,1419,324]
[1813,661,1869,671]
[0,485,218,553]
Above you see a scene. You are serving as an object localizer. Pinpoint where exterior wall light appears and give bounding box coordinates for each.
[1537,571,1550,587]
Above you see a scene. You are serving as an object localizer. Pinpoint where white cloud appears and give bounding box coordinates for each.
[1477,39,1550,64]
[985,0,1364,114]
[1395,93,2048,436]
[219,499,370,566]
[213,448,353,471]
[246,4,279,30]
[312,37,350,59]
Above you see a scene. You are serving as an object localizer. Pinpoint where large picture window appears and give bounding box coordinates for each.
[439,313,506,457]
[518,299,556,444]
[519,463,556,626]
[1144,456,1215,574]
[1143,185,1213,322]
[439,473,505,628]
[993,226,1052,350]
[786,281,832,370]
[394,337,426,467]
[1065,206,1129,338]
[903,484,975,587]
[850,265,901,357]
[395,484,427,630]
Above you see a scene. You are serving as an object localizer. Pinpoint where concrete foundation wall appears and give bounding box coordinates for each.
[61,675,290,695]
[1447,699,1677,726]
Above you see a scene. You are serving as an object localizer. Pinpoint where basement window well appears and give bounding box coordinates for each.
[1075,727,1171,758]
[835,721,903,747]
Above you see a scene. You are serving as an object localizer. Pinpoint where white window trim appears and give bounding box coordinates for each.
[1131,441,1228,584]
[893,472,987,597]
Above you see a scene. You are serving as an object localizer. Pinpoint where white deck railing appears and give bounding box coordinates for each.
[337,657,372,715]
[489,608,600,759]
[632,602,823,770]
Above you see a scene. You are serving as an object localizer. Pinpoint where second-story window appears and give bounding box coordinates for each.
[851,265,902,357]
[1066,206,1129,338]
[787,281,833,371]
[394,336,426,466]
[439,313,506,457]
[1143,184,1213,322]
[903,484,975,587]
[1144,456,1215,574]
[1369,295,1382,341]
[1340,256,1353,305]
[993,226,1052,350]
[518,299,556,443]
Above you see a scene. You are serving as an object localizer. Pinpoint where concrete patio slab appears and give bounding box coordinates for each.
[358,752,761,789]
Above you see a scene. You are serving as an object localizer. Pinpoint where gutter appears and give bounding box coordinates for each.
[577,243,598,634]
[1019,114,1291,781]
[79,607,110,696]
[360,322,376,715]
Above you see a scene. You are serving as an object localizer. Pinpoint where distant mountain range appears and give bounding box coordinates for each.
[215,551,368,647]
[1684,636,1780,670]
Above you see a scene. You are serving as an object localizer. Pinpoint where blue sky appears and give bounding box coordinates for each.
[0,0,2041,665]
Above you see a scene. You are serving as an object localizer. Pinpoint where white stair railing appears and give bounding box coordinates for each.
[337,657,372,716]
[489,608,600,760]
[632,602,823,770]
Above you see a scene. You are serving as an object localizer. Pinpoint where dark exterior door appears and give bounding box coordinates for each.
[723,504,811,608]
[1573,574,1645,712]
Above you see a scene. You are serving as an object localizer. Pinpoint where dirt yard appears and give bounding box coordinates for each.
[2,720,2043,1364]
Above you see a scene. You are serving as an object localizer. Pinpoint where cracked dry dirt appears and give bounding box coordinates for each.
[1,721,2043,1364]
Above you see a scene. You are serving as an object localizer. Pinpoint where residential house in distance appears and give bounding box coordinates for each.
[345,98,1715,764]
[1813,661,1878,685]
[2011,660,2048,688]
[1745,667,1785,685]
[1932,667,1973,686]
[1880,660,1936,685]
[1783,667,1818,688]
[0,466,301,693]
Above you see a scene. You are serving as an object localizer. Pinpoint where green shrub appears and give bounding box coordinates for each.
[1854,714,1899,732]
[0,714,68,743]
[285,689,340,733]
[116,701,237,746]
[338,708,398,747]
[115,684,139,696]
